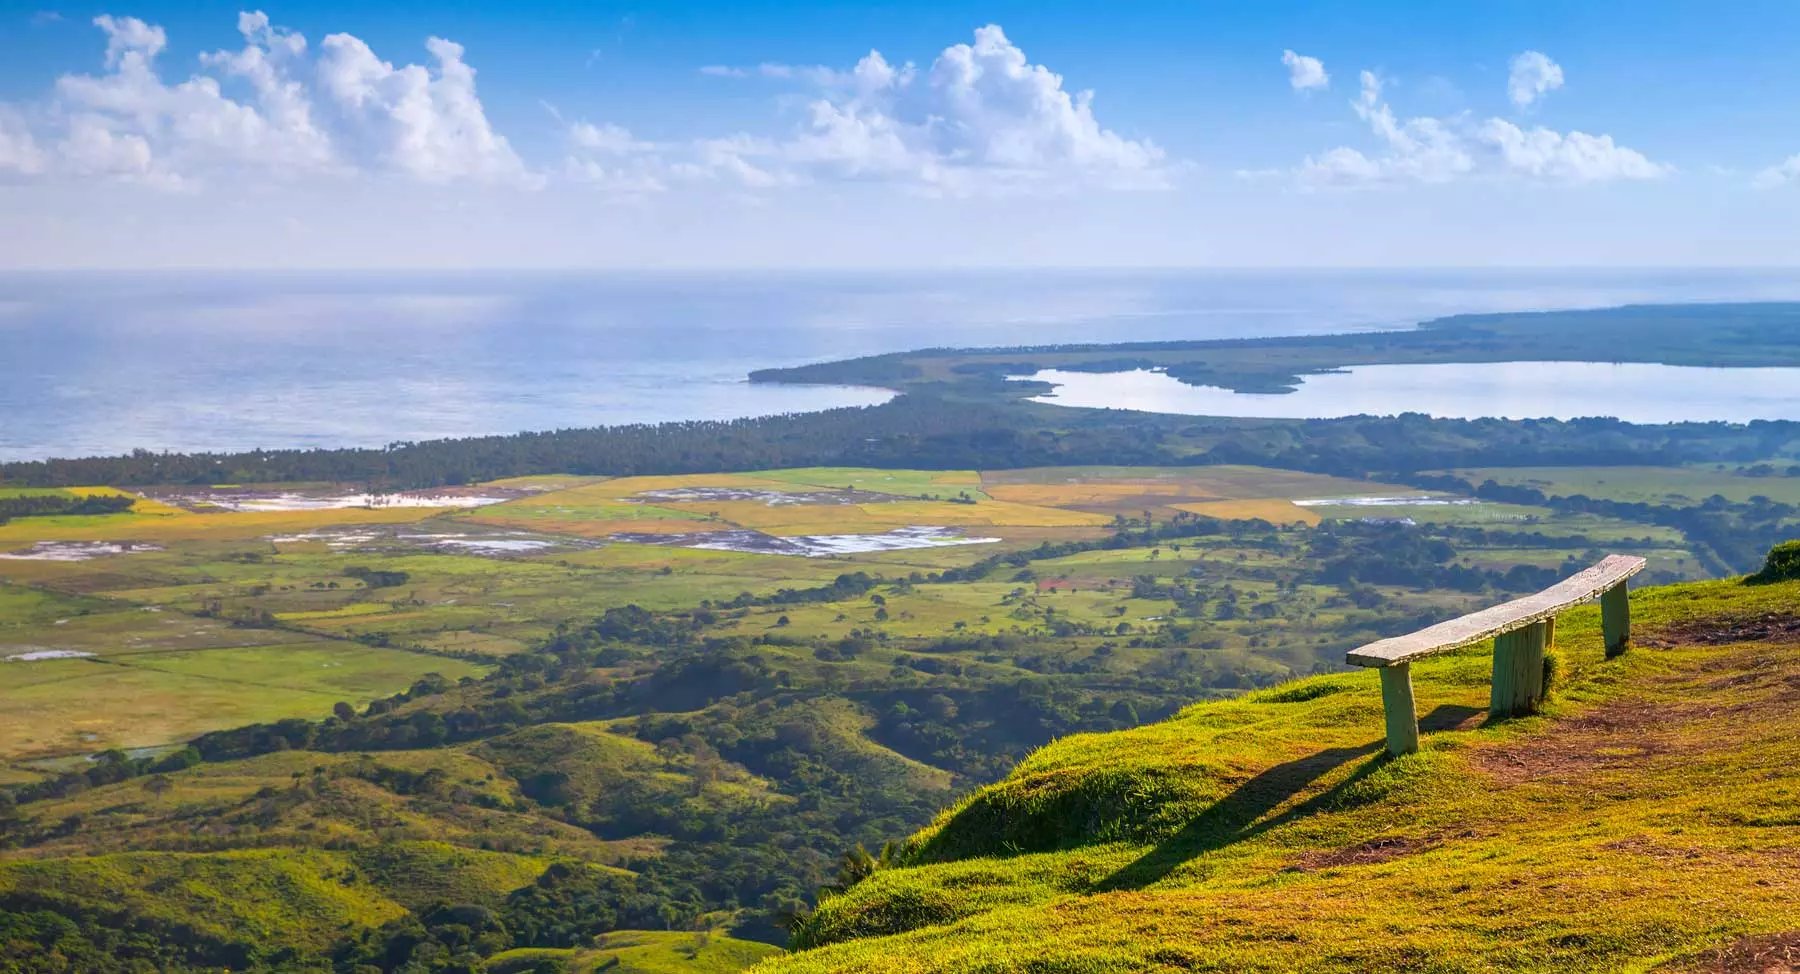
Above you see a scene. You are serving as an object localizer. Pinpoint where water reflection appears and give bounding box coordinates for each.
[10,269,1800,460]
[1020,363,1800,423]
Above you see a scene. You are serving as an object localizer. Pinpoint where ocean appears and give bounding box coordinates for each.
[6,268,1800,462]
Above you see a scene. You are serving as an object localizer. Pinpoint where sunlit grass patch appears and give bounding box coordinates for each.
[490,931,784,973]
[853,500,1108,529]
[66,485,190,517]
[0,643,484,760]
[754,467,984,496]
[765,579,1800,973]
[1171,498,1320,525]
[0,505,442,547]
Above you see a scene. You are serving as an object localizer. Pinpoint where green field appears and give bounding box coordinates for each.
[0,465,1719,770]
[1448,463,1800,506]
[0,462,1781,973]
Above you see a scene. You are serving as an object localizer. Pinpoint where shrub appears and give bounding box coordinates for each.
[1746,540,1800,585]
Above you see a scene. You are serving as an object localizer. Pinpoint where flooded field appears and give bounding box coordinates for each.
[611,525,1001,557]
[143,485,531,513]
[632,487,901,506]
[1293,496,1482,508]
[269,526,591,557]
[0,541,165,561]
[1,649,96,662]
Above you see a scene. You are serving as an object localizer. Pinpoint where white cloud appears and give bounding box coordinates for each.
[1281,50,1328,91]
[561,120,666,194]
[569,121,653,155]
[5,15,1160,199]
[57,112,154,178]
[1754,155,1800,189]
[94,14,165,68]
[1299,69,1664,186]
[17,10,526,187]
[1479,118,1664,182]
[316,33,526,182]
[0,108,48,175]
[706,25,1167,194]
[699,65,746,78]
[1507,51,1564,109]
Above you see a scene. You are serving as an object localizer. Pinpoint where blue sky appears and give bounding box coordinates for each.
[3,1,1800,267]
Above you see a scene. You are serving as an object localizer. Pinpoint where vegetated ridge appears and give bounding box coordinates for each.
[762,547,1800,972]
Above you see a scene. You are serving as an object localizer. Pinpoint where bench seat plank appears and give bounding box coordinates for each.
[1346,554,1646,668]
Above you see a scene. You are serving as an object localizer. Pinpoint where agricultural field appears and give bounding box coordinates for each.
[1445,463,1800,506]
[0,461,1768,971]
[0,465,1709,777]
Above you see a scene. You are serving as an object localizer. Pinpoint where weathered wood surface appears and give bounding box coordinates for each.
[1378,664,1421,755]
[1601,581,1632,659]
[1490,620,1549,718]
[1346,555,1645,668]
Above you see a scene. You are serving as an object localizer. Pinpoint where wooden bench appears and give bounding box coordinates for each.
[1345,554,1646,756]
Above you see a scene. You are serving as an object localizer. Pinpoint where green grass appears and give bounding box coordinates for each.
[0,644,483,760]
[1448,464,1800,506]
[0,848,410,952]
[751,467,985,498]
[763,577,1800,972]
[489,931,784,972]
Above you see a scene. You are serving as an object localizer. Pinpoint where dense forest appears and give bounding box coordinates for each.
[5,394,1800,498]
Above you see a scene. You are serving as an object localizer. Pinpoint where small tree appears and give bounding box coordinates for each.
[142,774,174,801]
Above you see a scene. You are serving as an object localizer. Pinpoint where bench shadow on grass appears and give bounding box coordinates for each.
[1097,703,1479,892]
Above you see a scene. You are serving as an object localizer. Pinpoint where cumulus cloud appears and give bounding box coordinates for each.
[1281,50,1328,91]
[1507,51,1564,109]
[18,10,525,186]
[2,15,1160,198]
[1298,69,1665,186]
[702,25,1166,194]
[315,32,526,182]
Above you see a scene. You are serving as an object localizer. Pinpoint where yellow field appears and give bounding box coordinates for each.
[857,500,1110,528]
[0,506,441,547]
[518,473,802,504]
[476,474,609,491]
[982,482,1212,507]
[65,486,192,518]
[1172,498,1321,525]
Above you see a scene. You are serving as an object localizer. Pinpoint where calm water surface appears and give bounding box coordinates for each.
[7,269,1800,461]
[1022,363,1800,424]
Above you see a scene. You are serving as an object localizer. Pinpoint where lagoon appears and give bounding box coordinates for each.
[1018,362,1800,424]
[11,268,1800,460]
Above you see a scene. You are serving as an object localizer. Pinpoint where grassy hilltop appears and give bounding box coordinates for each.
[764,569,1800,973]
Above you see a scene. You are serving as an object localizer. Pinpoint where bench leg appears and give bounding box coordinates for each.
[1601,580,1631,659]
[1491,620,1548,719]
[1378,663,1420,756]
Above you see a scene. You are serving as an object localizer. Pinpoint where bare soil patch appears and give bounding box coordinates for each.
[1469,699,1675,785]
[1643,613,1800,648]
[1659,931,1800,973]
[1291,834,1437,871]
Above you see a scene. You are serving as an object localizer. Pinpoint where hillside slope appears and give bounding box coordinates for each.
[764,575,1800,973]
